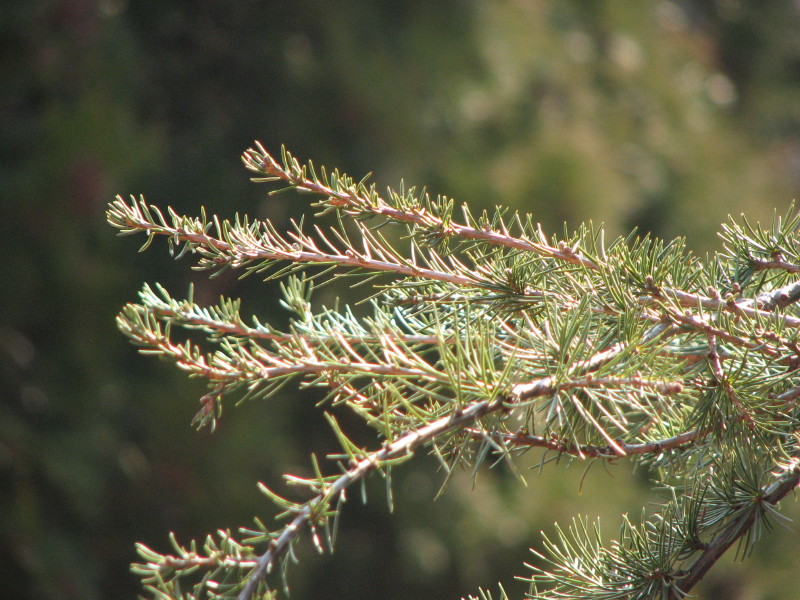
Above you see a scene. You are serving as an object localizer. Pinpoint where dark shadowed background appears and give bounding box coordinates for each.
[3,1,800,599]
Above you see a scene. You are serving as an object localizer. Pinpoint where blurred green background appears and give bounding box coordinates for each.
[3,1,800,599]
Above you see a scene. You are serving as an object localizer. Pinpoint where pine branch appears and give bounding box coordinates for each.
[671,460,800,598]
[469,427,700,459]
[107,196,489,288]
[236,360,684,599]
[236,396,511,600]
[645,285,800,329]
[754,278,800,311]
[138,282,444,346]
[241,144,800,335]
[242,143,599,269]
[110,143,800,600]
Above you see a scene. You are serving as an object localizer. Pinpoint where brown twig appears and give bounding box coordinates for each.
[466,427,699,459]
[751,257,800,274]
[706,334,756,428]
[243,143,600,270]
[671,461,800,598]
[236,395,511,600]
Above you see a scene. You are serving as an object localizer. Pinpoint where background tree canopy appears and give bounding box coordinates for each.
[3,1,800,599]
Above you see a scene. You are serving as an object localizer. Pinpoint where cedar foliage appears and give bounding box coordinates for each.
[108,142,800,600]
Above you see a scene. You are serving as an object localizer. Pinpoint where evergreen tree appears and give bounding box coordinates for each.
[109,142,800,600]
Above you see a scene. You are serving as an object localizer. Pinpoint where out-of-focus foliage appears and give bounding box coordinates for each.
[2,1,800,599]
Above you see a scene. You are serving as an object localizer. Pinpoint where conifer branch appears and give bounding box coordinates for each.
[242,143,599,269]
[237,395,510,600]
[110,143,800,600]
[471,427,700,459]
[754,279,800,311]
[671,460,800,598]
[643,285,800,329]
[751,257,800,274]
[706,333,757,428]
[107,196,489,288]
